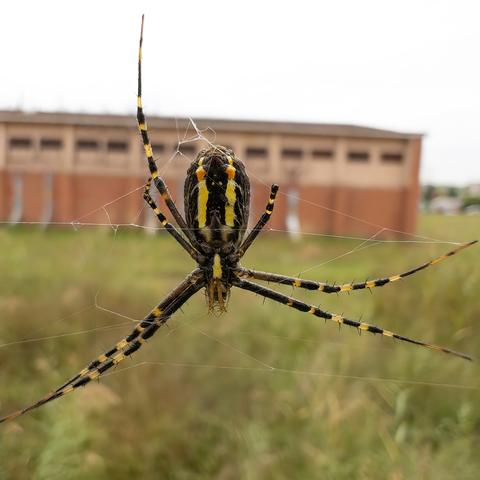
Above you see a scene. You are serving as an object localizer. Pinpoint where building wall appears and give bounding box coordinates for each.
[0,113,421,237]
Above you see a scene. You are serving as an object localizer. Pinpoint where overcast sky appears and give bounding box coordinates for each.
[1,1,479,185]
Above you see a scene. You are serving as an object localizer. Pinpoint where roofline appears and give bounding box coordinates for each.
[0,110,424,140]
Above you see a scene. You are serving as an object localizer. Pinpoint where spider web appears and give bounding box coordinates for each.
[0,118,477,402]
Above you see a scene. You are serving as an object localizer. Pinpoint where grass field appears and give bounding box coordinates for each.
[0,215,479,479]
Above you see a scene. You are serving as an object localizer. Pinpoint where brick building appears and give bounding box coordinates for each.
[0,111,422,236]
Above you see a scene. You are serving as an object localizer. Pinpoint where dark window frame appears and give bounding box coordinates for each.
[9,137,32,149]
[177,143,196,155]
[312,149,333,160]
[381,152,403,163]
[246,147,268,158]
[282,148,304,160]
[348,151,370,162]
[40,138,63,150]
[107,140,129,153]
[151,143,166,153]
[76,139,99,151]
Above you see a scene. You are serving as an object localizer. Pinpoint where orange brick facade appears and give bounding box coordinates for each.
[0,112,422,237]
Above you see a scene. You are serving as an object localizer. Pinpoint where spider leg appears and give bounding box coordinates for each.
[232,277,473,361]
[0,270,204,424]
[236,240,478,293]
[237,184,279,258]
[136,16,200,250]
[143,178,199,260]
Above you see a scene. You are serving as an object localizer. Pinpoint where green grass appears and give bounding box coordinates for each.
[0,215,479,479]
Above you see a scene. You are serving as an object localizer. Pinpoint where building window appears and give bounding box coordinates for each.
[246,147,268,158]
[9,137,32,149]
[76,139,99,151]
[348,151,369,162]
[177,144,196,155]
[312,149,333,160]
[382,152,403,163]
[282,148,303,160]
[40,138,63,150]
[107,140,129,152]
[151,143,165,153]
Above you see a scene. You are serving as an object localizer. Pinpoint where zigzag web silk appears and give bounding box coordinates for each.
[0,119,477,396]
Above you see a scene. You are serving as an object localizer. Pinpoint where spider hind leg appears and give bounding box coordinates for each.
[232,277,473,361]
[0,271,204,424]
[235,240,478,295]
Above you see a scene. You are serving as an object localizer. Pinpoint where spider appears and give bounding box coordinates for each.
[0,16,476,424]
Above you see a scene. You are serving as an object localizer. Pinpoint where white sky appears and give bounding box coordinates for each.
[1,0,479,186]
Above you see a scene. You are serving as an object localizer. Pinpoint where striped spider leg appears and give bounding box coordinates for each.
[232,182,475,362]
[137,15,202,254]
[232,277,473,361]
[143,178,199,260]
[235,240,478,293]
[0,271,205,424]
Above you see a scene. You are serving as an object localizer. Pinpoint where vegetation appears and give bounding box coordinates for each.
[0,215,479,479]
[421,185,480,213]
[462,196,480,210]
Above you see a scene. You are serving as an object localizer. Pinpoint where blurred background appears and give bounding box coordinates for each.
[0,1,479,479]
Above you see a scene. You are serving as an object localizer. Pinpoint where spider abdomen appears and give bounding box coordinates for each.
[184,146,250,252]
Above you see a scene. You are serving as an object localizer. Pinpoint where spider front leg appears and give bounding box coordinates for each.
[237,184,279,258]
[143,178,199,260]
[232,277,473,361]
[236,240,478,294]
[136,15,201,251]
[0,270,205,424]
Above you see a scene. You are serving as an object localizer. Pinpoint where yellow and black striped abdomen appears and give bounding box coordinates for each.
[184,146,250,249]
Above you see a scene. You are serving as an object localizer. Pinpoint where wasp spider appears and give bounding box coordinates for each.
[0,16,476,424]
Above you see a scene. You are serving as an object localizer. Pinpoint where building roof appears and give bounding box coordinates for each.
[0,110,423,140]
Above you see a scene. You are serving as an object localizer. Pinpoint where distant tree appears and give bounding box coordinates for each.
[423,184,435,203]
[462,196,480,210]
[447,186,459,197]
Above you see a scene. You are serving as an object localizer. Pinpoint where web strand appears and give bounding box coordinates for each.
[103,361,480,392]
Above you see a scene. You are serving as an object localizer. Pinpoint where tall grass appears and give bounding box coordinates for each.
[0,215,478,479]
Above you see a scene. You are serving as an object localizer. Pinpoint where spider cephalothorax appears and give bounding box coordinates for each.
[0,14,474,425]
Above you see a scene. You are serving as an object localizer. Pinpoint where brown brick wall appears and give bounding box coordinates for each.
[0,172,146,225]
[0,172,416,239]
[22,173,44,222]
[0,171,10,220]
[298,186,335,233]
[52,174,74,222]
[72,174,140,225]
[293,185,408,237]
[342,187,405,236]
[402,137,422,234]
